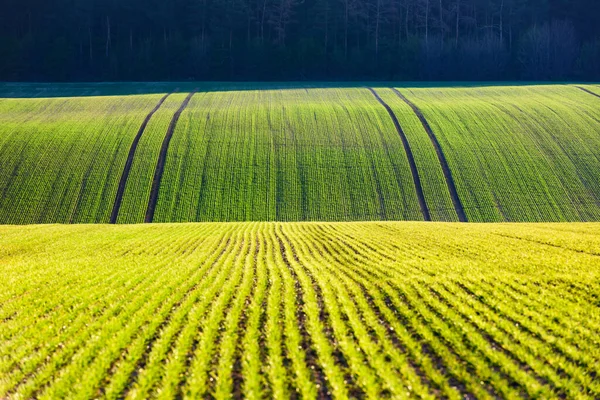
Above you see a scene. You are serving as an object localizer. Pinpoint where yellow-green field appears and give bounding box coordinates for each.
[1,222,599,399]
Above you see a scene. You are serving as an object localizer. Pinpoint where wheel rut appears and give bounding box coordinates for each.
[391,88,468,222]
[110,93,171,223]
[576,86,600,100]
[145,91,196,223]
[367,88,431,221]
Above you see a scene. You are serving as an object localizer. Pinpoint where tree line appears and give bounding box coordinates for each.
[1,0,599,81]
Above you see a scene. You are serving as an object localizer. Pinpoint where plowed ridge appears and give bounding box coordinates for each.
[1,221,599,398]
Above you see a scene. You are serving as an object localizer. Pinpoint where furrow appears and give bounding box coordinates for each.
[110,93,171,223]
[182,223,256,398]
[494,279,600,336]
[391,88,467,221]
[271,226,353,398]
[212,226,261,399]
[437,281,600,397]
[32,228,221,399]
[263,228,290,398]
[460,280,600,378]
[240,232,269,399]
[292,223,437,399]
[367,88,431,221]
[0,227,188,351]
[145,91,196,223]
[268,225,331,399]
[3,228,208,397]
[152,224,250,398]
[118,225,238,399]
[424,283,563,396]
[305,223,469,399]
[312,224,494,398]
[278,225,388,398]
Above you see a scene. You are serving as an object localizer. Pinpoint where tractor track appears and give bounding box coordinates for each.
[576,86,600,100]
[145,91,196,223]
[367,87,431,221]
[110,93,171,223]
[391,88,468,222]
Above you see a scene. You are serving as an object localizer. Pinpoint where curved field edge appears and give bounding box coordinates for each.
[0,221,599,398]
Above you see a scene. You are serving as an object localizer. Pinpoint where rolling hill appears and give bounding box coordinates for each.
[1,84,599,224]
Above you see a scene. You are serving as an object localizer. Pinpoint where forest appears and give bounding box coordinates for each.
[1,0,599,81]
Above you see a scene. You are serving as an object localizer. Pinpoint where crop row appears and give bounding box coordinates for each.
[1,221,599,398]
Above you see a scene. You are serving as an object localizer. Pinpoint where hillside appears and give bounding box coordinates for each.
[1,84,599,224]
[1,221,599,398]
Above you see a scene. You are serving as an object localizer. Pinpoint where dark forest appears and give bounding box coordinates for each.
[1,0,599,81]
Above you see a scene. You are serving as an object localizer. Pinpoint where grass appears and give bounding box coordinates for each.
[0,221,599,398]
[1,82,599,399]
[154,89,422,222]
[1,84,600,224]
[2,82,599,399]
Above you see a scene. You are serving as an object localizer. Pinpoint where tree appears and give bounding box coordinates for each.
[520,20,578,79]
[1,0,599,80]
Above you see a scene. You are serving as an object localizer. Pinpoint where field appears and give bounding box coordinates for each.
[1,221,599,399]
[1,84,600,224]
[0,222,600,398]
[1,82,599,398]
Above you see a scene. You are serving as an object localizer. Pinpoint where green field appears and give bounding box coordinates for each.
[2,83,600,398]
[1,221,599,399]
[1,84,600,224]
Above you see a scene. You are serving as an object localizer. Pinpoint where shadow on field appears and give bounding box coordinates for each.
[1,81,597,98]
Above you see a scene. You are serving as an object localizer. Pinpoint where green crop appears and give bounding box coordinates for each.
[0,221,599,398]
[1,84,600,224]
[116,93,190,223]
[153,88,424,223]
[0,95,161,224]
[398,85,600,222]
